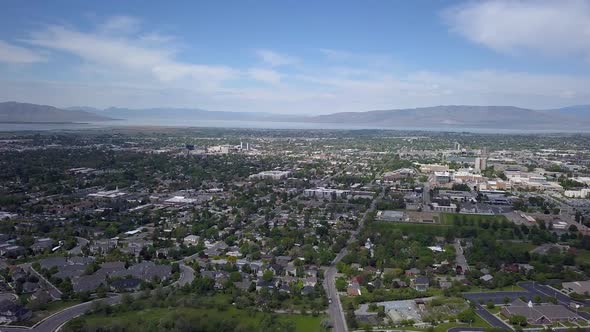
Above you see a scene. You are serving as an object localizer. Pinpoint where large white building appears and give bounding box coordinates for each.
[249,170,291,180]
[304,187,349,200]
[564,188,590,198]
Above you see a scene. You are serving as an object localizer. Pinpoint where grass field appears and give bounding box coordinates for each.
[67,306,325,332]
[369,213,510,236]
[440,213,508,225]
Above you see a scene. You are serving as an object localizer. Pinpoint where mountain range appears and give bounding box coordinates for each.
[2,101,590,130]
[0,102,113,123]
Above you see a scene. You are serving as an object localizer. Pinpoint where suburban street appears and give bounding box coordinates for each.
[323,190,384,332]
[453,239,469,274]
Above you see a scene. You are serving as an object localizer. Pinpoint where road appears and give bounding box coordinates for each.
[0,263,195,332]
[422,180,431,209]
[323,190,384,332]
[453,239,469,274]
[463,292,518,331]
[174,263,195,287]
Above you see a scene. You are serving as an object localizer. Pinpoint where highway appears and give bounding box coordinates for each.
[323,190,384,332]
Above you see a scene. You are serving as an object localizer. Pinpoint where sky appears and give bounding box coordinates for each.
[1,0,590,114]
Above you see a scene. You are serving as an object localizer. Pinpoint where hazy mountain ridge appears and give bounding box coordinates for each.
[0,102,113,123]
[308,105,590,129]
[5,101,590,130]
[70,106,300,122]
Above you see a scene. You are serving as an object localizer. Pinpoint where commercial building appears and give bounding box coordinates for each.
[434,171,452,184]
[501,300,580,325]
[383,168,415,181]
[303,187,349,200]
[430,202,457,212]
[376,210,408,222]
[420,164,449,173]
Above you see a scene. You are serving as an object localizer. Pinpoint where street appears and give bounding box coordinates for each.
[323,190,384,332]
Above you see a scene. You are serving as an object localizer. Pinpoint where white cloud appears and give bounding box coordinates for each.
[247,68,281,84]
[0,40,47,64]
[4,15,590,114]
[99,15,142,35]
[25,22,236,87]
[444,0,590,59]
[255,49,298,67]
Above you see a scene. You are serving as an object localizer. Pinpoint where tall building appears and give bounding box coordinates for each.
[475,157,487,173]
[454,142,461,151]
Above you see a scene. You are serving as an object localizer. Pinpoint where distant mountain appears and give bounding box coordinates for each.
[71,106,299,122]
[307,105,590,130]
[0,102,113,123]
[9,102,590,130]
[545,105,590,118]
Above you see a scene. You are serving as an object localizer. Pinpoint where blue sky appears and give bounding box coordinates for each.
[1,0,590,114]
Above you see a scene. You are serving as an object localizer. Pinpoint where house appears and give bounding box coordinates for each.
[95,262,128,279]
[256,279,279,291]
[405,268,421,276]
[183,235,200,246]
[110,278,142,292]
[22,281,40,294]
[285,263,297,277]
[347,282,362,296]
[29,289,52,306]
[73,275,106,293]
[128,261,172,282]
[480,274,494,282]
[411,276,429,291]
[455,265,464,275]
[0,300,32,323]
[31,238,54,253]
[39,257,68,270]
[54,265,86,280]
[0,244,25,258]
[439,280,452,289]
[301,285,315,296]
[69,257,95,265]
[392,278,408,288]
[305,276,318,287]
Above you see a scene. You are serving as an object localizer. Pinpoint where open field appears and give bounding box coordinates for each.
[65,306,325,332]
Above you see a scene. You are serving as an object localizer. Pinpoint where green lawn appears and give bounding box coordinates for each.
[468,284,525,293]
[400,315,491,332]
